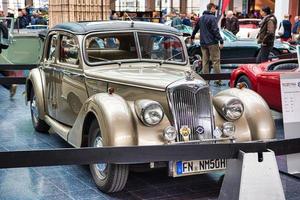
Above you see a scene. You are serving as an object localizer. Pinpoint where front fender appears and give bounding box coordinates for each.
[68,93,169,147]
[26,68,46,120]
[214,88,275,141]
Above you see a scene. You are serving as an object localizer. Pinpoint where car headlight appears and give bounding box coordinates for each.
[135,100,164,126]
[222,98,244,121]
[222,122,235,137]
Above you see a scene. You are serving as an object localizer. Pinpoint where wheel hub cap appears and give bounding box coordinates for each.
[94,136,107,176]
[31,96,39,123]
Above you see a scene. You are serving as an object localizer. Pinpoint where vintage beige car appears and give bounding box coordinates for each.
[26,21,275,193]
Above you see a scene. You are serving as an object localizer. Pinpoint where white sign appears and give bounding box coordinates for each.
[234,0,243,13]
[281,77,300,123]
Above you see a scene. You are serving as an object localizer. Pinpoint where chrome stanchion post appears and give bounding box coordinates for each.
[219,150,285,200]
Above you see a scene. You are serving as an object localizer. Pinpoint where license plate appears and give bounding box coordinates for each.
[174,159,226,176]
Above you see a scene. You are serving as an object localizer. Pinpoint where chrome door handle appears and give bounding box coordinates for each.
[62,70,83,77]
[41,65,53,70]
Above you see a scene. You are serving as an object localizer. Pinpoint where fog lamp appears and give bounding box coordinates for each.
[213,127,223,139]
[222,122,235,137]
[163,126,177,142]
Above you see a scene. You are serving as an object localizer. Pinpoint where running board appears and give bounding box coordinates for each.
[44,115,70,141]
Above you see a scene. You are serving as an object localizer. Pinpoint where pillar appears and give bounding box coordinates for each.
[289,0,300,25]
[110,0,115,11]
[2,0,8,16]
[199,0,211,15]
[274,0,290,28]
[180,0,187,14]
[145,0,155,11]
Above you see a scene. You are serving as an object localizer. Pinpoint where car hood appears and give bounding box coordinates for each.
[85,66,190,91]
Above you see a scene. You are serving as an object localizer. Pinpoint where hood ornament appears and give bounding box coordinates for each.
[185,70,195,81]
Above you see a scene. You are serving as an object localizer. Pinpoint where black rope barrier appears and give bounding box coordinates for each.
[0,138,299,169]
[0,77,26,84]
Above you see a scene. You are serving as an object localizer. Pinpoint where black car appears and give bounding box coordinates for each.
[188,30,296,65]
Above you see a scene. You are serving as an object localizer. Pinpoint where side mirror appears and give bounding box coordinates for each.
[191,54,202,74]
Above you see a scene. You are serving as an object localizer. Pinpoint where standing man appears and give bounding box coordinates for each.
[171,12,182,27]
[224,10,239,35]
[256,6,277,63]
[292,16,300,41]
[191,3,224,86]
[292,16,300,34]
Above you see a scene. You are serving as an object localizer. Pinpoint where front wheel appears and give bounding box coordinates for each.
[30,89,50,133]
[88,119,129,193]
[236,75,252,89]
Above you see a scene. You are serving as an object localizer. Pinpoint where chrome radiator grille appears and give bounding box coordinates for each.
[167,81,214,141]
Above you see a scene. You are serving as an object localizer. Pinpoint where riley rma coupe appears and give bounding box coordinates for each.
[26,21,275,193]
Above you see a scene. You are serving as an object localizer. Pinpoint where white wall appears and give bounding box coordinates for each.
[274,0,290,27]
[199,0,211,15]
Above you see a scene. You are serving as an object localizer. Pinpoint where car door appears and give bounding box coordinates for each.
[55,33,88,127]
[256,71,281,111]
[42,32,58,119]
[220,31,258,63]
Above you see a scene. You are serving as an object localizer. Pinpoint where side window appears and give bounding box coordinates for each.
[47,34,57,63]
[59,35,79,66]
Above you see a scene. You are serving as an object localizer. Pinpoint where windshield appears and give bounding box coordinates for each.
[84,32,185,65]
[221,30,237,42]
[239,20,260,28]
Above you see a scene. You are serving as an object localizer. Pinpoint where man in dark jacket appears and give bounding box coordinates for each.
[191,3,224,86]
[224,10,239,35]
[292,16,300,34]
[256,6,277,63]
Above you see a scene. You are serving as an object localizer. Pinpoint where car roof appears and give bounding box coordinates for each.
[52,21,182,35]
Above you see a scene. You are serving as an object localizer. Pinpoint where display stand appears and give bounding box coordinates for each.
[218,150,285,200]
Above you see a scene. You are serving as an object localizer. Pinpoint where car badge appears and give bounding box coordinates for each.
[195,126,205,135]
[180,126,191,142]
[185,70,195,81]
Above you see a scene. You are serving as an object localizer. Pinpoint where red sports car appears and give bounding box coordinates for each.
[230,59,299,112]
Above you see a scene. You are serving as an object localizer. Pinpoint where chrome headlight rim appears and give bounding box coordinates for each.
[222,98,244,121]
[163,126,177,142]
[135,99,164,127]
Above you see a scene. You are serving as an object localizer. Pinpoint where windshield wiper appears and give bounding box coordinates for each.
[160,51,184,65]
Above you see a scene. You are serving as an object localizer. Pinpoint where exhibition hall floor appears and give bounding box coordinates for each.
[0,85,299,200]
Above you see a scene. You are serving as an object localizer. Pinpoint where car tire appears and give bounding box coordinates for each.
[88,119,129,193]
[30,89,50,133]
[236,75,252,89]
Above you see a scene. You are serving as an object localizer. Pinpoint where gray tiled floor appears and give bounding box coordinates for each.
[0,85,299,200]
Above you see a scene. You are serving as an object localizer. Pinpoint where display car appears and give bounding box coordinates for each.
[236,18,261,39]
[26,21,275,193]
[0,17,44,65]
[229,58,299,112]
[188,29,296,65]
